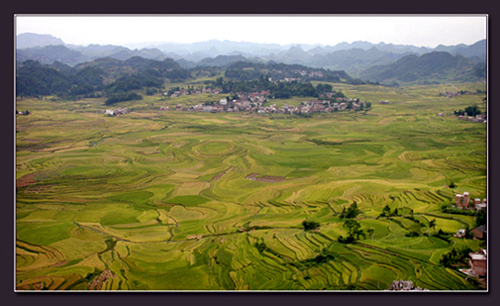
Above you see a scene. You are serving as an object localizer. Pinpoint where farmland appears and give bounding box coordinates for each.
[15,81,487,291]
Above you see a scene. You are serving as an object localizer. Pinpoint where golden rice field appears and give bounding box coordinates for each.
[15,82,487,291]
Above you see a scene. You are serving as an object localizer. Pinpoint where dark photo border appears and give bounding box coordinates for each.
[3,1,498,306]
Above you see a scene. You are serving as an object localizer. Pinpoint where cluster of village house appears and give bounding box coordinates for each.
[452,191,487,278]
[160,92,367,115]
[455,113,487,124]
[443,90,479,99]
[167,87,221,97]
[99,108,130,116]
[454,192,487,210]
[437,112,487,124]
[465,248,487,278]
[99,90,370,117]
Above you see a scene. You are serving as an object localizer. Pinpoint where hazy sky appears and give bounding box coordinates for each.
[15,15,487,48]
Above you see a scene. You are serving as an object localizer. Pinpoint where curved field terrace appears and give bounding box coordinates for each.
[16,82,487,291]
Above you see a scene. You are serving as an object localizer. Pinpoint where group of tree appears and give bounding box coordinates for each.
[339,202,360,219]
[297,249,336,268]
[454,105,482,117]
[338,219,366,244]
[105,92,143,105]
[440,246,473,268]
[302,220,320,231]
[378,204,399,218]
[337,202,366,244]
[224,61,354,83]
[207,75,344,100]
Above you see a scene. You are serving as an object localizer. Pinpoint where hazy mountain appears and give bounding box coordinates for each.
[100,47,166,61]
[16,33,487,82]
[123,56,181,71]
[16,45,90,66]
[74,56,181,74]
[50,61,77,75]
[176,58,197,69]
[197,55,255,68]
[155,39,288,57]
[373,42,432,55]
[358,51,485,84]
[434,39,486,61]
[306,47,408,75]
[273,45,312,65]
[17,33,65,49]
[70,44,131,59]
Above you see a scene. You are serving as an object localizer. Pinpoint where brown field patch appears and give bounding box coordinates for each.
[211,171,227,181]
[16,172,42,188]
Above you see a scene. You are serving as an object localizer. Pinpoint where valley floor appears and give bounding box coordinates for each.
[15,82,487,291]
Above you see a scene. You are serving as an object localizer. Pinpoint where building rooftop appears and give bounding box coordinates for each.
[470,253,486,261]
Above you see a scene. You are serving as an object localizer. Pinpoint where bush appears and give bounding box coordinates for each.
[302,220,320,231]
[339,202,360,219]
[439,246,473,268]
[337,235,354,244]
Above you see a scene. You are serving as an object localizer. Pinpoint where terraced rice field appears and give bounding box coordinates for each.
[16,82,487,291]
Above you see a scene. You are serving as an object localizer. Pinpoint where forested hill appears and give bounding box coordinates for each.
[16,56,191,98]
[224,61,364,84]
[16,55,367,98]
[358,51,486,85]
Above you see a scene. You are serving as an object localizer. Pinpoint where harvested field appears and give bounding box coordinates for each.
[16,172,41,188]
[246,173,286,183]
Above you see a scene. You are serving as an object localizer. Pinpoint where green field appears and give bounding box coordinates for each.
[16,82,487,291]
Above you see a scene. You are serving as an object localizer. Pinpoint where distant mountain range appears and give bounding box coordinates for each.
[16,33,65,49]
[16,33,486,85]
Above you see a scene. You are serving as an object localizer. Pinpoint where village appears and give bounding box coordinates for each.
[440,90,483,99]
[451,191,487,281]
[168,87,371,115]
[437,111,487,124]
[102,88,370,117]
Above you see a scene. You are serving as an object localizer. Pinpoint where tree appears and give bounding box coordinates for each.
[337,235,354,244]
[380,205,391,217]
[439,246,473,268]
[367,228,375,242]
[302,220,320,231]
[343,219,365,240]
[426,218,437,236]
[476,209,486,227]
[339,202,360,219]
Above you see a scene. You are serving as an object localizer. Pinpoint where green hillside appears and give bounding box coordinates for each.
[359,52,486,85]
